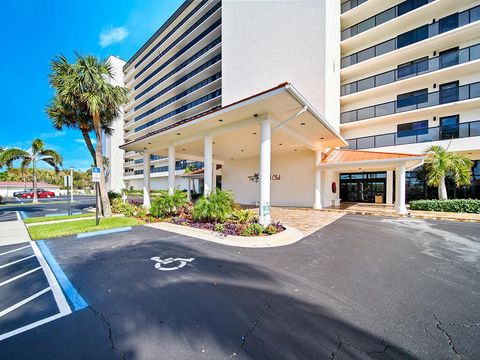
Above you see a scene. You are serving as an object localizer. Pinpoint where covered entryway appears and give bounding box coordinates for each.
[339,172,387,203]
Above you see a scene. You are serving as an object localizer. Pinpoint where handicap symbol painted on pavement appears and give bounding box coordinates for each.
[150,256,195,271]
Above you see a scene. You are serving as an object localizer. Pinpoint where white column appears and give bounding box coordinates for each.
[386,171,394,205]
[212,161,217,192]
[314,150,322,209]
[143,153,151,209]
[395,164,407,214]
[187,179,191,201]
[168,145,175,195]
[204,136,213,196]
[259,119,272,225]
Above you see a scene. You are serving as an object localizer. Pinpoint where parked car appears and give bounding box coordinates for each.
[21,190,55,199]
[14,188,45,197]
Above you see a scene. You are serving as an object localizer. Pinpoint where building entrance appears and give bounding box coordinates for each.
[340,172,387,203]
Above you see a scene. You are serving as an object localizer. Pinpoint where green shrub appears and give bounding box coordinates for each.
[192,190,236,222]
[108,191,122,203]
[150,190,188,218]
[264,224,278,235]
[409,199,480,213]
[240,223,264,236]
[214,223,225,233]
[111,198,146,217]
[230,209,257,224]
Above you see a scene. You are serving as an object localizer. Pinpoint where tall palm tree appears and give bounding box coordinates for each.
[424,145,473,200]
[49,54,128,217]
[0,139,62,203]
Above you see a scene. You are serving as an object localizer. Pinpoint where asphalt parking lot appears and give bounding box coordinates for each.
[0,195,96,220]
[0,215,479,359]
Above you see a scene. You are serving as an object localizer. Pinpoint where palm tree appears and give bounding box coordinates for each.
[48,54,128,217]
[0,139,62,203]
[424,145,473,200]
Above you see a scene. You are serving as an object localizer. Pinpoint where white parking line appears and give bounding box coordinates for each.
[0,245,30,256]
[16,211,21,221]
[0,255,36,269]
[0,312,65,342]
[0,267,41,287]
[0,287,51,318]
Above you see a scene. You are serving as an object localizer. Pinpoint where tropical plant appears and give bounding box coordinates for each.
[111,198,146,218]
[0,139,62,202]
[229,209,257,224]
[48,54,128,217]
[240,223,264,236]
[192,190,236,222]
[424,145,473,200]
[150,190,188,218]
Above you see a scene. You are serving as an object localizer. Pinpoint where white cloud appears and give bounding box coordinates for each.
[99,26,129,48]
[75,138,96,144]
[39,130,66,139]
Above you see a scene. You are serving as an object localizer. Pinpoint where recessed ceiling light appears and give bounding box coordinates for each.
[300,122,306,126]
[231,158,234,160]
[241,149,244,152]
[182,148,186,151]
[294,149,297,152]
[279,143,283,146]
[253,132,257,135]
[176,133,181,135]
[218,119,223,122]
[148,142,151,145]
[320,137,324,140]
[213,142,215,144]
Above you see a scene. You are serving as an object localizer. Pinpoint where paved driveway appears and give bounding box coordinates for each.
[0,215,479,359]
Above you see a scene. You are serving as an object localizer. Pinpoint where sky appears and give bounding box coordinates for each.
[0,0,184,170]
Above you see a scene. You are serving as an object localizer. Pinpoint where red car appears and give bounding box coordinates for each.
[21,190,55,199]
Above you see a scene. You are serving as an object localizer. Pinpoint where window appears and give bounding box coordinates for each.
[440,115,459,140]
[397,25,428,48]
[397,120,428,138]
[439,13,459,33]
[397,88,428,108]
[439,81,459,104]
[439,47,459,68]
[397,57,428,78]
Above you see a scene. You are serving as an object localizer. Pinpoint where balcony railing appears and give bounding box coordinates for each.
[341,0,368,14]
[346,120,480,150]
[341,44,480,96]
[341,5,480,68]
[132,161,204,175]
[341,81,480,124]
[342,0,434,41]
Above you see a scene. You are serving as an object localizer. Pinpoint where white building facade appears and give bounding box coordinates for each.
[105,0,479,218]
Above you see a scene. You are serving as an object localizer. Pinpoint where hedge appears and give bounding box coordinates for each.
[409,199,480,213]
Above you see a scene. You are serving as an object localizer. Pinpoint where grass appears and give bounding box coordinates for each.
[28,217,144,240]
[24,213,95,224]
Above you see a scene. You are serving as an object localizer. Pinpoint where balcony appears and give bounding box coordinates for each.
[341,0,433,41]
[341,81,480,124]
[341,44,480,96]
[341,5,480,68]
[346,120,480,150]
[341,0,368,14]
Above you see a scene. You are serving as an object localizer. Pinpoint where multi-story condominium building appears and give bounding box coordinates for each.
[105,0,480,223]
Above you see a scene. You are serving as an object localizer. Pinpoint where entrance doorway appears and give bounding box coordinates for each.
[340,172,387,203]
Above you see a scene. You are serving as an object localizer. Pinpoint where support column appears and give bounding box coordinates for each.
[395,164,407,214]
[314,150,322,209]
[143,153,151,209]
[386,170,393,205]
[259,119,272,225]
[168,145,175,195]
[187,179,191,201]
[204,136,213,196]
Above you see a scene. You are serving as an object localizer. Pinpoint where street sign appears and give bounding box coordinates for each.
[92,167,101,182]
[63,175,71,187]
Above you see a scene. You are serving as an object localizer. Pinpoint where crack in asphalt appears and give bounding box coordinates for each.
[88,304,127,360]
[433,314,462,360]
[448,322,480,328]
[331,332,390,359]
[229,301,271,360]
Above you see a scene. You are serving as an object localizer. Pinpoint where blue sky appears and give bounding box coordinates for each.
[0,0,184,170]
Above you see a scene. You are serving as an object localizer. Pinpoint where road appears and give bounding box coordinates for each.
[0,215,479,359]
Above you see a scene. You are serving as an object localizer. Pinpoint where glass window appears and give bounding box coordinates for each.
[440,115,459,140]
[439,13,459,33]
[357,47,376,63]
[376,7,395,26]
[397,25,428,48]
[439,47,459,68]
[357,136,375,149]
[357,77,375,92]
[375,39,395,56]
[397,89,428,108]
[375,133,395,147]
[397,57,428,78]
[439,81,459,104]
[375,71,395,87]
[358,17,375,33]
[398,0,428,16]
[357,107,375,120]
[397,120,428,137]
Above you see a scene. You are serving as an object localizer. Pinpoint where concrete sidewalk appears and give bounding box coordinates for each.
[0,220,31,246]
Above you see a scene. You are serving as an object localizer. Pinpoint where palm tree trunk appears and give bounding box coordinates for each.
[438,177,448,200]
[32,160,38,203]
[93,114,111,217]
[81,127,96,165]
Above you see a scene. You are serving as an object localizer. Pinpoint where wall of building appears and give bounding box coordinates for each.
[221,0,341,130]
[222,149,316,207]
[125,175,191,192]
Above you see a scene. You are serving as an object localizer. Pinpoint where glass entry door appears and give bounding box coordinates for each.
[340,172,387,203]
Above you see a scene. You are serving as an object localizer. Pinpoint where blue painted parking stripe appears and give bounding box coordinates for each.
[45,212,82,217]
[77,226,132,239]
[19,211,28,219]
[36,240,88,311]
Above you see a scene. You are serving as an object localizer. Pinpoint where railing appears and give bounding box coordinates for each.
[341,5,480,68]
[341,44,480,96]
[132,161,204,175]
[341,81,480,124]
[346,120,480,150]
[341,0,368,14]
[342,0,434,40]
